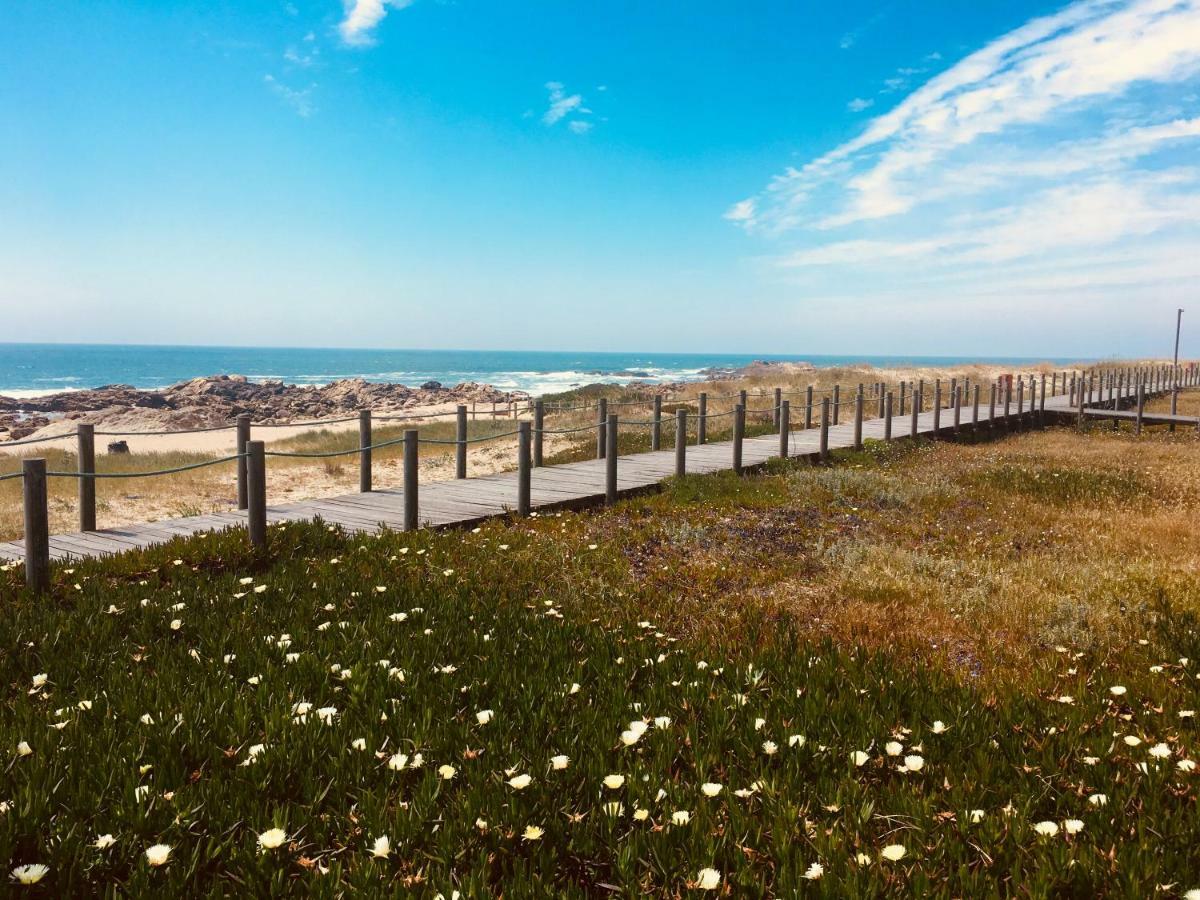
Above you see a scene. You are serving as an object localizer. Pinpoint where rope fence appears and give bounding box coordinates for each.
[7,363,1195,595]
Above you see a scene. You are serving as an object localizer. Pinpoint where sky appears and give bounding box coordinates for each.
[1,0,1198,358]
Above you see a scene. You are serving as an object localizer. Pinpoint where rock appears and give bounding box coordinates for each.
[107,441,130,454]
[421,381,442,390]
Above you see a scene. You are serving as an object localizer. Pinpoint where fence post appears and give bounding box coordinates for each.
[236,414,251,510]
[1003,380,1012,427]
[877,384,886,418]
[1016,379,1024,429]
[532,399,544,467]
[651,396,662,451]
[779,399,790,458]
[605,414,618,503]
[988,384,996,428]
[403,430,418,531]
[359,409,372,493]
[596,398,608,459]
[1135,381,1145,435]
[899,381,907,417]
[917,380,925,414]
[732,405,745,474]
[910,387,919,438]
[698,392,708,444]
[22,459,49,594]
[854,386,864,450]
[973,384,980,430]
[518,421,531,516]
[819,398,831,460]
[1051,372,1058,397]
[804,386,813,430]
[1039,374,1047,424]
[832,384,841,425]
[884,392,893,440]
[77,423,95,532]
[739,389,748,411]
[675,409,687,477]
[773,387,782,427]
[1170,371,1178,432]
[932,385,942,436]
[1077,379,1086,428]
[953,385,962,435]
[246,440,267,549]
[456,405,467,479]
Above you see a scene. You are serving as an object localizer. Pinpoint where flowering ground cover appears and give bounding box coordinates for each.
[2,428,1198,896]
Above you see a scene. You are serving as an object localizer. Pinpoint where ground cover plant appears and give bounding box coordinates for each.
[1,425,1199,896]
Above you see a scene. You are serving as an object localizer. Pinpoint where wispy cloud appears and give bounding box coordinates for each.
[541,81,596,134]
[264,74,316,117]
[847,97,874,113]
[338,0,413,46]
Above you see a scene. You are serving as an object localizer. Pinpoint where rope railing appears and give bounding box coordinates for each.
[0,471,25,481]
[46,455,247,479]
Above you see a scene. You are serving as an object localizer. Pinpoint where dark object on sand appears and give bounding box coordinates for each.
[107,440,129,454]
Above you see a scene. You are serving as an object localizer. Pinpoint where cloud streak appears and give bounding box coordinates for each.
[339,0,413,46]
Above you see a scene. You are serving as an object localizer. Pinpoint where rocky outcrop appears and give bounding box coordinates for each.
[0,375,529,439]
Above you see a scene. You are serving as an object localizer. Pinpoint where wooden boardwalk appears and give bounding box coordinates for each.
[0,384,1168,564]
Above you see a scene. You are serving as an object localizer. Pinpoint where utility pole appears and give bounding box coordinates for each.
[1174,308,1184,369]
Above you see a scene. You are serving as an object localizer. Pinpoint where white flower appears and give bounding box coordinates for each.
[10,864,49,884]
[550,755,570,770]
[1082,755,1100,766]
[620,730,641,747]
[169,619,182,631]
[653,716,671,729]
[387,753,408,771]
[602,801,624,817]
[1033,821,1059,837]
[1149,742,1171,759]
[370,835,391,858]
[140,714,154,726]
[16,741,32,757]
[931,720,948,734]
[31,674,48,690]
[852,750,869,767]
[880,844,906,862]
[437,765,456,781]
[701,782,722,797]
[1063,819,1084,835]
[671,810,691,825]
[969,809,985,823]
[885,741,903,756]
[476,709,494,725]
[351,738,367,751]
[788,734,806,748]
[1177,759,1196,772]
[1185,891,1200,900]
[94,834,116,850]
[1109,685,1127,696]
[315,707,337,725]
[602,774,624,790]
[145,844,172,866]
[754,717,766,731]
[522,825,544,841]
[696,868,721,890]
[762,740,778,756]
[803,862,823,880]
[1123,735,1142,747]
[507,774,532,790]
[1088,793,1108,806]
[633,808,649,821]
[903,754,924,773]
[258,828,287,851]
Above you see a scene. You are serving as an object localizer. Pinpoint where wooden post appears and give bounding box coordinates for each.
[1016,379,1024,429]
[884,392,893,440]
[596,398,608,459]
[359,410,372,493]
[403,430,418,531]
[820,398,830,461]
[773,387,782,427]
[877,385,886,418]
[973,384,980,430]
[989,384,997,428]
[675,409,687,477]
[1039,374,1047,424]
[833,384,841,425]
[236,414,251,510]
[77,423,95,532]
[804,386,813,430]
[910,388,919,438]
[779,400,790,458]
[932,385,942,436]
[698,392,708,444]
[1170,371,1178,433]
[1003,380,1012,427]
[22,458,49,594]
[533,400,544,467]
[953,386,962,435]
[651,396,662,451]
[917,380,925,414]
[853,386,864,450]
[246,440,267,549]
[1051,372,1058,397]
[605,414,618,503]
[899,381,907,416]
[1077,378,1086,428]
[1135,381,1145,435]
[518,420,531,516]
[739,389,748,411]
[455,405,467,479]
[733,405,745,474]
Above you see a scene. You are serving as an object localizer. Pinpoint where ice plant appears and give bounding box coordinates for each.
[696,868,721,890]
[10,864,49,885]
[370,836,391,858]
[145,844,172,867]
[880,845,906,862]
[257,828,287,851]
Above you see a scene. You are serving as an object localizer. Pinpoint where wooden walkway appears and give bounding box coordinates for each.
[0,384,1164,564]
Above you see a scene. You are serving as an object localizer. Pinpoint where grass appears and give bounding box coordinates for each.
[2,423,1199,896]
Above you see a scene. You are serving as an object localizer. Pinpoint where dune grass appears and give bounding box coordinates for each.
[1,424,1198,896]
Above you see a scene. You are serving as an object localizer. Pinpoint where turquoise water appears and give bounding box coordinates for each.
[0,343,1081,398]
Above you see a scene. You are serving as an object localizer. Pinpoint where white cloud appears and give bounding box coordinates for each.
[568,120,593,135]
[339,0,413,46]
[543,82,583,125]
[724,199,757,222]
[264,74,316,117]
[848,98,874,113]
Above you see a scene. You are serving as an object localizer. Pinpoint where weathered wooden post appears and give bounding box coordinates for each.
[596,398,608,459]
[832,384,841,425]
[1040,374,1047,425]
[455,405,468,479]
[973,384,980,430]
[236,414,251,510]
[1069,373,1076,406]
[932,385,942,437]
[247,440,267,549]
[675,409,687,477]
[1016,379,1024,429]
[804,386,813,430]
[359,410,372,493]
[884,392,893,440]
[917,380,925,414]
[518,421,531,516]
[773,387,782,427]
[989,383,997,428]
[739,389,748,412]
[910,388,919,439]
[1003,379,1012,427]
[1136,381,1145,435]
[606,414,618,504]
[877,384,886,418]
[23,459,49,594]
[403,430,418,531]
[732,405,745,474]
[819,397,830,461]
[77,423,95,532]
[1077,378,1086,428]
[779,399,790,458]
[533,400,545,466]
[953,385,962,435]
[949,377,957,412]
[1051,372,1058,397]
[899,381,907,416]
[698,392,708,444]
[651,396,662,451]
[853,385,864,450]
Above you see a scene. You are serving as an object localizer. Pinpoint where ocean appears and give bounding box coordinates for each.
[0,343,1081,398]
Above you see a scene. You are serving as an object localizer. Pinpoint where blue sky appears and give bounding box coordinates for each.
[2,0,1198,358]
